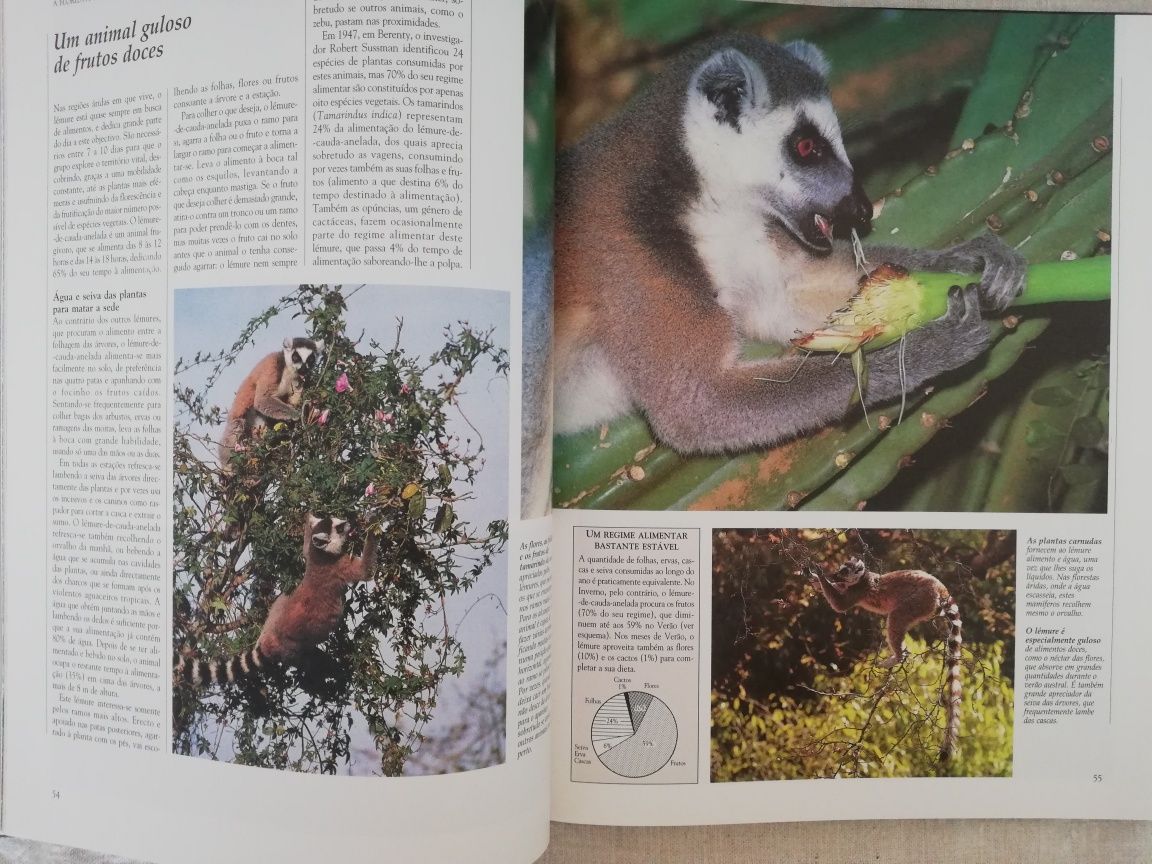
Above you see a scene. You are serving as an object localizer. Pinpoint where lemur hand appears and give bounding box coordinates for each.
[951,234,1027,311]
[866,233,1026,311]
[865,284,988,405]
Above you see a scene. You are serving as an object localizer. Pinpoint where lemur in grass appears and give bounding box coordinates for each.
[520,33,1025,507]
[809,557,963,762]
[175,515,377,687]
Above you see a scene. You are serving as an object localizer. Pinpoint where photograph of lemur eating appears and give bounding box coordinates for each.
[548,2,1112,513]
[172,283,510,777]
[711,528,1015,780]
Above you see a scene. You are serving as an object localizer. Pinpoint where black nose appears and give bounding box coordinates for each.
[832,179,873,239]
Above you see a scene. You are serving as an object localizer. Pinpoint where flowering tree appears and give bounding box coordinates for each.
[172,284,509,775]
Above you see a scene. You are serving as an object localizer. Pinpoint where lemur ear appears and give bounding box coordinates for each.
[313,339,324,354]
[784,40,831,79]
[283,337,294,350]
[691,48,766,130]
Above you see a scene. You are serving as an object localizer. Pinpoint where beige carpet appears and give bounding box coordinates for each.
[539,820,1152,863]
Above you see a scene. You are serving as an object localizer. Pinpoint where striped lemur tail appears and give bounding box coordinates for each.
[938,595,963,763]
[174,646,270,687]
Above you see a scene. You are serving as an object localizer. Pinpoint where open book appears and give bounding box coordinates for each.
[2,1,1149,862]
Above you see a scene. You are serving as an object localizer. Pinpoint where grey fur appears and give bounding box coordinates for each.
[548,34,1028,464]
[785,40,831,78]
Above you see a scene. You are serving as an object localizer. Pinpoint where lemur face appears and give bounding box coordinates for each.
[309,515,350,555]
[683,42,872,256]
[836,557,867,585]
[282,337,324,376]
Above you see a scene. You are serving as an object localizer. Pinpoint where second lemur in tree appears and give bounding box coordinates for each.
[218,337,323,473]
[551,34,1026,454]
[175,515,378,686]
[809,557,963,762]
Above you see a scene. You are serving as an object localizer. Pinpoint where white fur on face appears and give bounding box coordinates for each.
[289,346,314,370]
[321,519,349,553]
[283,339,321,370]
[682,84,793,207]
[681,87,851,343]
[683,92,849,212]
[309,516,349,553]
[799,98,848,163]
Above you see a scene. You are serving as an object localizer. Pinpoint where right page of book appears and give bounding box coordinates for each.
[548,1,1152,825]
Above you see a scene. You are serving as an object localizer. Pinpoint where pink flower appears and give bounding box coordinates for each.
[400,384,411,395]
[365,483,376,497]
[317,408,330,425]
[335,372,351,393]
[374,409,395,424]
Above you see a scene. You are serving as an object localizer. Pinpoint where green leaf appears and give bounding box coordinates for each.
[1030,387,1075,407]
[1023,421,1061,448]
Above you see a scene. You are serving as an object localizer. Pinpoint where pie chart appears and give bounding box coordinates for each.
[590,691,678,778]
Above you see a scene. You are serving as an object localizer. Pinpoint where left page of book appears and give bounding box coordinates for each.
[1,2,553,862]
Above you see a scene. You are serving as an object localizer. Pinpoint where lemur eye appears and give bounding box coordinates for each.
[788,121,827,164]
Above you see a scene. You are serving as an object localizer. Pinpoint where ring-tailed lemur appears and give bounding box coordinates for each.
[175,515,377,686]
[547,34,1025,458]
[808,556,963,762]
[218,337,323,473]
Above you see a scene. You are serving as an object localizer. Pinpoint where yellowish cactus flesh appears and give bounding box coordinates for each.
[791,264,951,356]
[787,255,1111,427]
[792,256,1110,357]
